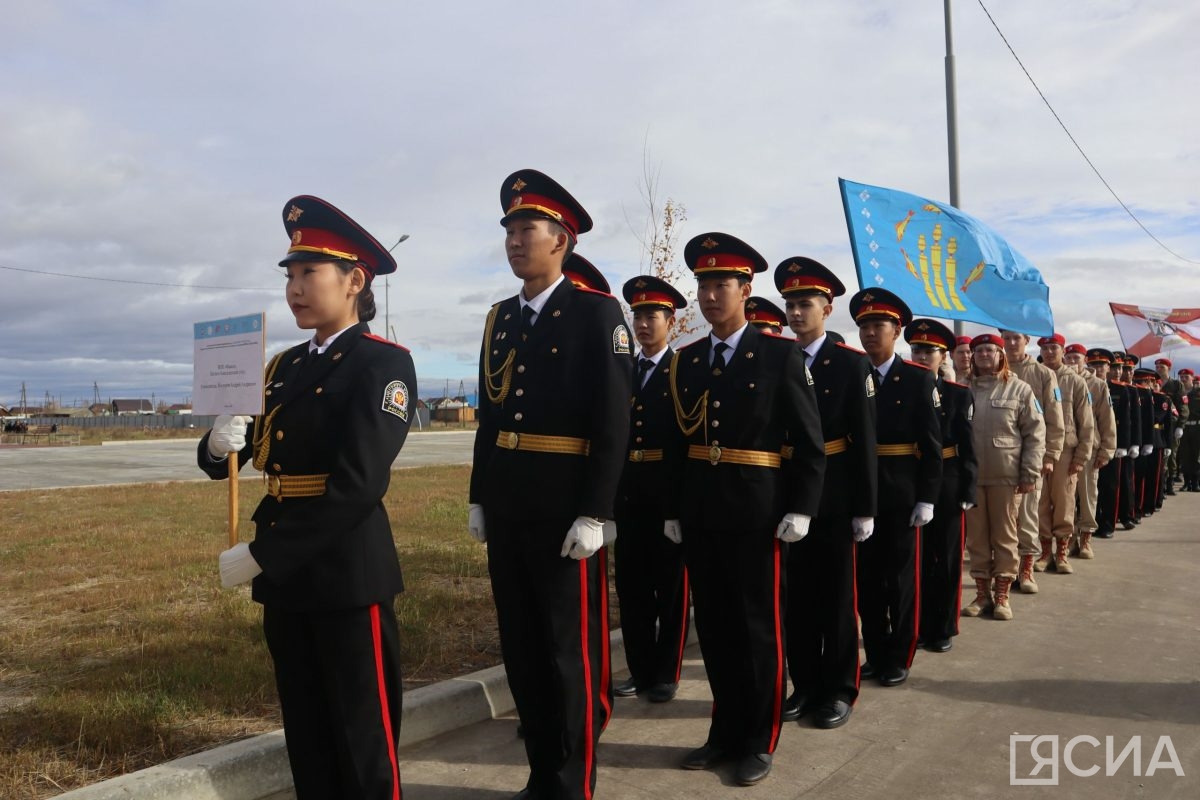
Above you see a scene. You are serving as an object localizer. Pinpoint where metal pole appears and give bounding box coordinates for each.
[944,0,964,336]
[386,234,410,341]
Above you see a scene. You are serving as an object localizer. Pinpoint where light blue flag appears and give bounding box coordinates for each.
[839,178,1053,335]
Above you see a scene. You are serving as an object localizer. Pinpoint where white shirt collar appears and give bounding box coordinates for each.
[874,352,898,378]
[638,347,668,367]
[519,274,566,320]
[309,323,356,355]
[710,322,749,355]
[803,333,827,362]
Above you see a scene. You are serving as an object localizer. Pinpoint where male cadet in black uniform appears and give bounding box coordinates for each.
[745,296,789,335]
[1091,349,1131,538]
[1178,369,1200,491]
[663,233,824,786]
[467,169,633,800]
[1132,367,1160,518]
[612,275,690,703]
[774,257,876,731]
[1156,357,1184,489]
[906,319,977,653]
[1116,354,1144,527]
[1150,373,1173,510]
[850,288,942,687]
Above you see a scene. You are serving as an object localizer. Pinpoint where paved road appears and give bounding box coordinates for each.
[0,430,475,492]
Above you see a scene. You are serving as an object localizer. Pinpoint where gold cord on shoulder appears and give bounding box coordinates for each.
[482,304,516,405]
[252,352,286,472]
[669,350,708,437]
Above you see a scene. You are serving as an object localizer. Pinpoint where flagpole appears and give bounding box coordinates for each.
[945,0,963,337]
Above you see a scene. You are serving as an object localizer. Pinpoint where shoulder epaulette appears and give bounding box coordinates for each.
[760,329,790,340]
[903,358,932,371]
[835,341,867,355]
[945,379,969,388]
[678,337,708,352]
[363,332,410,352]
[573,284,615,299]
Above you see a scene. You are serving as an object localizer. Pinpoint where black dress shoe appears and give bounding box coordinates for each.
[813,699,852,729]
[1093,529,1114,539]
[681,743,726,770]
[1121,519,1136,530]
[859,662,878,680]
[879,666,909,686]
[925,637,952,653]
[780,692,812,722]
[647,682,678,703]
[735,753,773,786]
[613,678,639,698]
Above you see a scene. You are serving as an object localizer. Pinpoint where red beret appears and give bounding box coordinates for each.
[1155,357,1172,367]
[955,336,973,348]
[971,334,1004,349]
[1179,368,1194,377]
[1065,343,1087,356]
[1037,333,1066,347]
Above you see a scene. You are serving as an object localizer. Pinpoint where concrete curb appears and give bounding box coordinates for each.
[53,630,630,799]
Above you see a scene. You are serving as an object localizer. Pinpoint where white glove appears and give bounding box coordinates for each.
[1164,448,1172,457]
[664,519,682,544]
[1115,448,1128,459]
[208,414,249,459]
[467,503,486,543]
[1176,427,1184,440]
[909,502,935,528]
[561,516,604,560]
[851,516,874,543]
[219,542,262,588]
[602,520,618,546]
[959,501,976,510]
[775,512,812,543]
[1143,445,1154,456]
[1129,446,1140,459]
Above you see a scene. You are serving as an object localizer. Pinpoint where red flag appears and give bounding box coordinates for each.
[1109,303,1200,358]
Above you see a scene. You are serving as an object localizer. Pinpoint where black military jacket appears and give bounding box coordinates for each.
[615,347,675,519]
[664,323,824,530]
[873,357,943,513]
[1150,389,1171,448]
[936,377,978,508]
[470,279,633,522]
[198,323,416,610]
[1107,379,1133,450]
[805,336,877,520]
[1136,385,1155,448]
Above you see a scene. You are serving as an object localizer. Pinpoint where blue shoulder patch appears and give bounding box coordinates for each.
[1053,386,1062,402]
[1034,398,1044,414]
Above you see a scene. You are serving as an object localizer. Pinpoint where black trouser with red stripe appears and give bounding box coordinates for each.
[614,507,690,691]
[263,602,403,800]
[919,500,964,644]
[1096,456,1121,533]
[1119,453,1139,523]
[857,508,920,672]
[682,523,786,757]
[1137,451,1160,516]
[486,511,609,800]
[784,515,860,707]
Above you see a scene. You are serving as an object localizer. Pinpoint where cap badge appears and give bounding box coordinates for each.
[634,279,647,288]
[510,195,522,209]
[286,205,304,223]
[291,231,303,245]
[707,257,717,267]
[637,293,646,302]
[701,237,719,249]
[862,292,875,302]
[918,322,930,330]
[511,178,527,191]
[788,262,802,272]
[747,300,758,309]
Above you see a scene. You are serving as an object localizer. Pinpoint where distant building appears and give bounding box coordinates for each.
[112,399,154,416]
[0,404,9,416]
[166,404,193,415]
[89,403,110,417]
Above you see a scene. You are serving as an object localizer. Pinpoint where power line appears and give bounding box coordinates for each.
[0,262,276,291]
[976,0,1200,265]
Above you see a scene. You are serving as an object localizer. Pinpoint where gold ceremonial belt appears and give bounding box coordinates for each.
[264,473,330,501]
[942,445,959,459]
[1153,424,1164,430]
[688,444,781,468]
[497,431,591,456]
[878,443,918,457]
[781,437,849,460]
[628,449,664,462]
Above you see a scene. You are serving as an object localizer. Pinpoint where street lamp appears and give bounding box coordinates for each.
[386,234,410,341]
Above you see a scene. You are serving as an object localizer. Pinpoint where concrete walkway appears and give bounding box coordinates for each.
[53,489,1200,799]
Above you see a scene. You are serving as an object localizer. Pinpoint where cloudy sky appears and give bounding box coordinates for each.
[3,0,1198,409]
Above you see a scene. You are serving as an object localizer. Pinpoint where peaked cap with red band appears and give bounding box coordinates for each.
[848,287,912,327]
[1086,348,1114,364]
[905,318,955,350]
[1037,333,1066,347]
[773,256,846,299]
[500,169,592,240]
[279,195,396,277]
[563,253,610,294]
[971,333,1004,349]
[683,232,767,279]
[622,274,686,311]
[1133,367,1156,382]
[745,296,787,330]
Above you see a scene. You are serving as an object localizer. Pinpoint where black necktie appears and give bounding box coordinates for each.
[639,358,655,376]
[713,342,730,370]
[521,305,535,330]
[873,368,883,389]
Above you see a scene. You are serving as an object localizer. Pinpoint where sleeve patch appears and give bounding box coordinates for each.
[1034,398,1044,414]
[865,374,875,397]
[1053,386,1063,402]
[932,385,942,408]
[613,325,632,355]
[382,380,410,422]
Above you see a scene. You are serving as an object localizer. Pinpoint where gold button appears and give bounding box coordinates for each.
[824,389,831,394]
[712,400,721,408]
[635,420,643,427]
[551,347,559,354]
[712,440,720,447]
[270,521,276,527]
[636,405,644,411]
[265,390,272,396]
[493,349,499,355]
[514,412,524,421]
[749,383,756,389]
[272,463,282,472]
[315,387,323,394]
[275,430,284,441]
[517,365,526,373]
[711,420,720,428]
[515,389,524,397]
[636,436,644,443]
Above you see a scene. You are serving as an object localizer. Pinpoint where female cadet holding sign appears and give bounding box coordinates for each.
[198,195,417,800]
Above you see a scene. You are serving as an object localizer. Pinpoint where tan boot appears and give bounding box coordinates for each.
[992,577,1014,620]
[1069,536,1081,557]
[1077,531,1095,560]
[1017,554,1039,594]
[1054,537,1074,574]
[1033,537,1053,572]
[962,577,993,617]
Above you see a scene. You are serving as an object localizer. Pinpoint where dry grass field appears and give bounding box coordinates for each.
[0,464,504,799]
